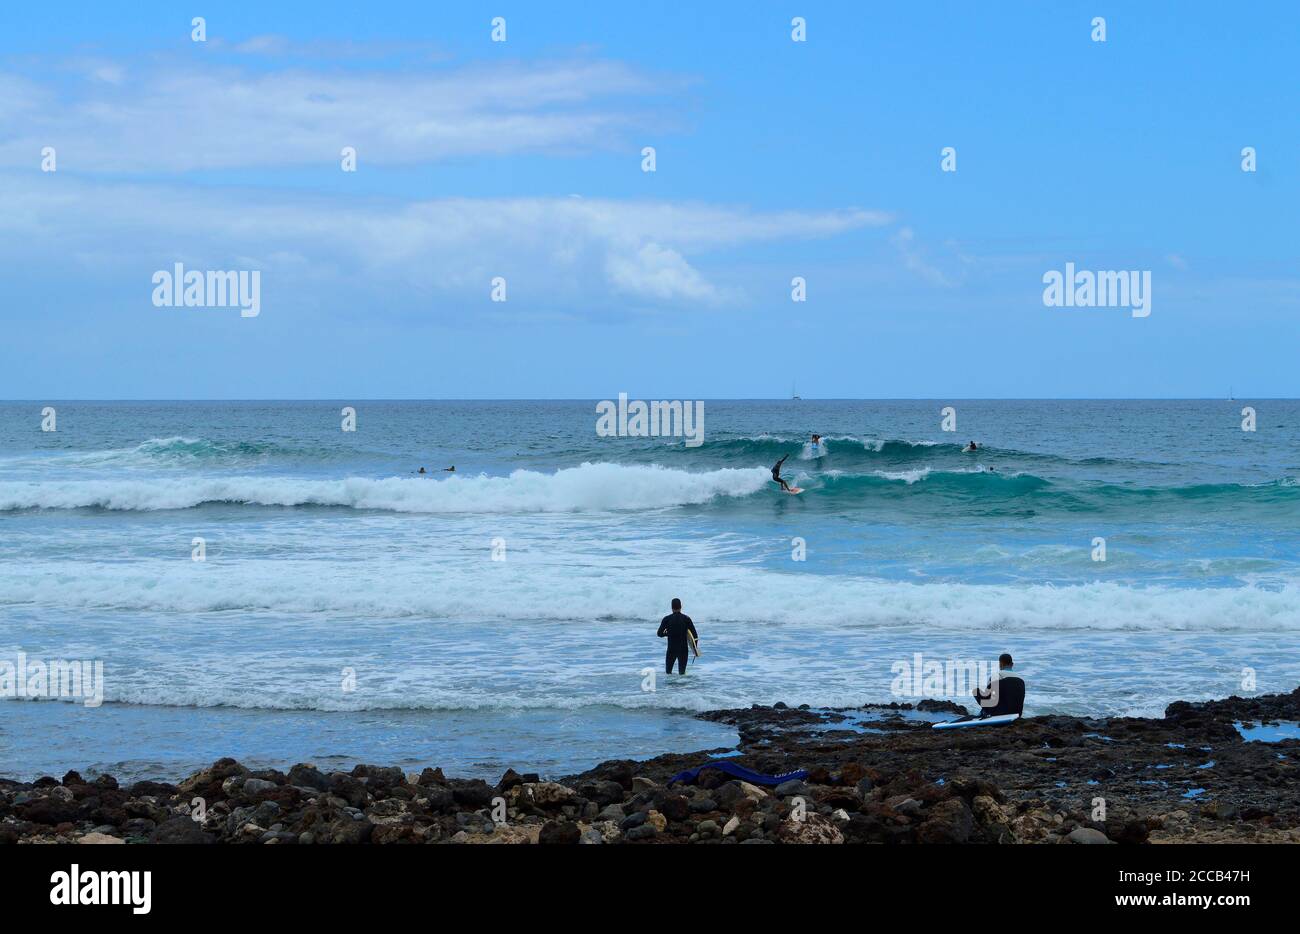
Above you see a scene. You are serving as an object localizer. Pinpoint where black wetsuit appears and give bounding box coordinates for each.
[771,454,791,492]
[657,612,698,675]
[974,672,1026,718]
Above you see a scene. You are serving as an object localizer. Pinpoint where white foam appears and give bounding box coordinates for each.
[4,557,1298,633]
[799,440,828,460]
[0,462,771,514]
[873,467,932,483]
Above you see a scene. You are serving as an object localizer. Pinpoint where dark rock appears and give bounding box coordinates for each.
[450,780,494,808]
[287,764,331,791]
[496,768,525,793]
[656,794,690,822]
[538,820,581,844]
[775,779,810,798]
[821,789,861,810]
[351,764,404,788]
[251,801,282,826]
[179,758,246,798]
[1110,819,1150,845]
[806,767,832,785]
[325,818,374,845]
[128,780,178,798]
[422,786,456,812]
[915,798,974,844]
[716,782,746,807]
[698,769,730,791]
[149,817,215,844]
[1201,801,1239,821]
[121,817,157,837]
[17,798,79,825]
[839,762,867,785]
[589,761,633,787]
[240,778,278,798]
[371,824,415,845]
[917,699,970,715]
[579,780,625,807]
[328,775,370,808]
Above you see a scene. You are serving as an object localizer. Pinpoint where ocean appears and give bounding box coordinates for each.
[2,399,1298,782]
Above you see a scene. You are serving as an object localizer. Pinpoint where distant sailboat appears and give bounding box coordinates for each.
[1229,386,1235,401]
[791,381,801,401]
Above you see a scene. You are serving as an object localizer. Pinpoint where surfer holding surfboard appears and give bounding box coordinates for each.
[657,598,699,675]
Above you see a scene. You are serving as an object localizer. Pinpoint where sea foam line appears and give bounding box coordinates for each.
[0,463,771,514]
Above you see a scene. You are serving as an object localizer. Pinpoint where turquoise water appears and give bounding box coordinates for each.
[2,400,1298,780]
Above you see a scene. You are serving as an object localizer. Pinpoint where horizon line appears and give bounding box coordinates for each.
[0,397,1289,404]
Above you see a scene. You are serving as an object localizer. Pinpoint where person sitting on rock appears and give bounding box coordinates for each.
[973,653,1024,718]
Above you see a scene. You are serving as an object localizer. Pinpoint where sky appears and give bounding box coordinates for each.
[0,0,1296,399]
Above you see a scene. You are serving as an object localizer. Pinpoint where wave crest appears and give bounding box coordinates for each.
[0,462,770,514]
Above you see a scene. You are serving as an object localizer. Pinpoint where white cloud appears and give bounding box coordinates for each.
[232,35,291,56]
[0,48,890,311]
[0,57,678,171]
[0,174,889,308]
[606,242,722,302]
[892,226,959,287]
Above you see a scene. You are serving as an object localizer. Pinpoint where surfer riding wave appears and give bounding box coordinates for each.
[771,454,793,492]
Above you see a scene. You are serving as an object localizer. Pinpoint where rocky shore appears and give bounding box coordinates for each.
[4,687,1298,844]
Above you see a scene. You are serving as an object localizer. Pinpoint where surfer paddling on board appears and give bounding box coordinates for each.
[771,454,794,492]
[964,441,979,452]
[973,653,1025,718]
[657,598,699,675]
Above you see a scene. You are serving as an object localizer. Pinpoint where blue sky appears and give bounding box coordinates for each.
[0,0,1296,398]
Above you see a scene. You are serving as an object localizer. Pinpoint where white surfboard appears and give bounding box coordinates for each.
[784,487,804,495]
[932,713,1021,730]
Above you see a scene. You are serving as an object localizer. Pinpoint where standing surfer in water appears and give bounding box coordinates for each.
[657,598,698,675]
[771,453,793,492]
